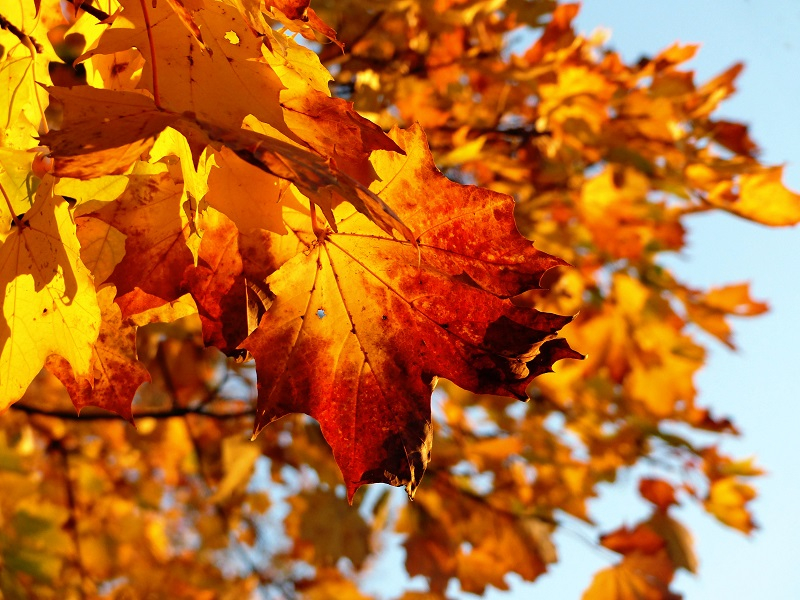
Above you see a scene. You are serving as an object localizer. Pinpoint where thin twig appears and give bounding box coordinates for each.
[76,1,111,21]
[0,13,43,52]
[11,403,256,421]
[54,441,88,599]
[0,181,23,228]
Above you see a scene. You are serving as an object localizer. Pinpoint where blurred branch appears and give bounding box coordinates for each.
[11,403,256,420]
[53,441,89,598]
[76,2,111,21]
[0,12,43,52]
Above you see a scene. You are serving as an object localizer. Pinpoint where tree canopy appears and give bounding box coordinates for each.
[0,0,796,598]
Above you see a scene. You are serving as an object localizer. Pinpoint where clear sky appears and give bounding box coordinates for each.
[480,2,800,598]
[361,4,800,598]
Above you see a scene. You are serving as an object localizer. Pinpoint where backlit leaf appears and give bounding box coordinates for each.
[0,177,100,410]
[243,125,579,500]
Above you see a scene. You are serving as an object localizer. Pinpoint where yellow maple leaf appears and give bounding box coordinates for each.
[0,177,101,411]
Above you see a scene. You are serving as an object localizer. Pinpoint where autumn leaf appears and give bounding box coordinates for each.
[268,0,309,21]
[286,488,372,568]
[78,0,291,136]
[210,123,413,241]
[203,146,289,235]
[400,477,557,594]
[86,171,196,318]
[41,86,178,178]
[0,147,38,234]
[722,167,800,225]
[704,477,758,534]
[295,568,372,600]
[0,0,55,149]
[682,282,768,349]
[600,524,666,556]
[646,512,698,574]
[583,550,680,600]
[43,86,414,242]
[266,0,344,51]
[46,285,150,421]
[242,125,580,499]
[73,216,127,286]
[0,176,101,411]
[1,0,792,595]
[182,206,304,354]
[639,479,678,512]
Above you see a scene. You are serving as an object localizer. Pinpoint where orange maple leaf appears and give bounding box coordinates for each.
[85,172,195,318]
[46,285,151,421]
[241,126,581,500]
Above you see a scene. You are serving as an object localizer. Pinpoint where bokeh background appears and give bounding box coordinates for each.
[485,1,800,597]
[366,2,800,598]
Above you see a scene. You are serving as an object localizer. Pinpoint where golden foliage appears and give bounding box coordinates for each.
[0,0,786,597]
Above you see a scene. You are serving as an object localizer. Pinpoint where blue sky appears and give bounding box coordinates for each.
[481,2,800,598]
[362,4,800,598]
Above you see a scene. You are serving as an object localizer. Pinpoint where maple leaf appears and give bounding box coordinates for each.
[401,478,557,594]
[73,216,127,286]
[600,524,666,555]
[46,285,151,421]
[41,86,178,178]
[86,171,196,318]
[583,550,680,600]
[286,488,372,568]
[724,167,800,226]
[0,147,38,235]
[683,282,768,349]
[266,0,344,51]
[0,176,101,411]
[0,0,56,149]
[242,125,581,499]
[639,479,679,512]
[78,0,291,136]
[646,512,698,574]
[704,477,758,534]
[203,146,289,235]
[182,206,302,353]
[42,86,414,241]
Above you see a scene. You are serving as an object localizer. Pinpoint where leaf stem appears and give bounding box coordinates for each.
[138,0,162,108]
[0,181,23,228]
[22,35,49,134]
[308,200,327,241]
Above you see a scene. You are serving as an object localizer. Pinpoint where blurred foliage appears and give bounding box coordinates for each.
[1,0,793,598]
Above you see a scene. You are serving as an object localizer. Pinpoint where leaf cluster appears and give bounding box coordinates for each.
[0,0,794,598]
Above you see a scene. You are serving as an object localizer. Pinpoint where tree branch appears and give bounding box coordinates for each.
[0,13,43,52]
[54,442,88,599]
[76,1,111,22]
[11,403,256,421]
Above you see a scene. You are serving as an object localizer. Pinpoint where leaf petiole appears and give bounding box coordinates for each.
[0,181,23,228]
